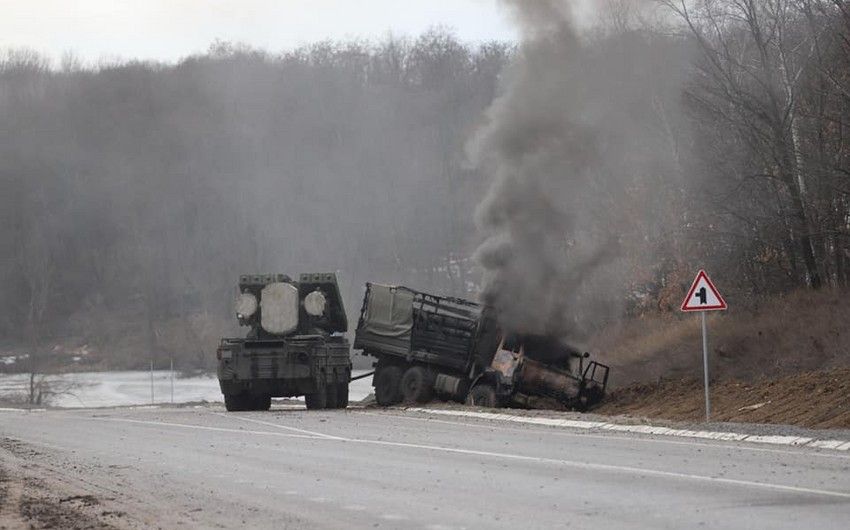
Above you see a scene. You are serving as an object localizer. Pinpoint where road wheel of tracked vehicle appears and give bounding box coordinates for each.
[328,370,349,409]
[466,383,498,408]
[374,365,403,406]
[326,372,340,409]
[400,366,435,404]
[305,376,328,410]
[253,394,271,411]
[224,393,251,412]
[337,379,349,409]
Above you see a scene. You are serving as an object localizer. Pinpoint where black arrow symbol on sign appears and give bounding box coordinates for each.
[696,287,707,305]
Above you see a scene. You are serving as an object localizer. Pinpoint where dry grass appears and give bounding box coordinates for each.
[589,288,850,388]
[597,367,850,429]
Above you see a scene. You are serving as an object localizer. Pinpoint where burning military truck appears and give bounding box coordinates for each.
[216,273,351,411]
[353,283,609,409]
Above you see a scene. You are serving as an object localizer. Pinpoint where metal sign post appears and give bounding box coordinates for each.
[170,357,174,404]
[681,270,727,422]
[701,311,710,421]
[150,360,155,405]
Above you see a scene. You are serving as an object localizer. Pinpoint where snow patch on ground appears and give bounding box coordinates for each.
[405,408,850,452]
[0,370,374,408]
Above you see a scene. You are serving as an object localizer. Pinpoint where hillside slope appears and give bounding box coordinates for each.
[586,289,849,429]
[589,288,850,388]
[596,367,850,429]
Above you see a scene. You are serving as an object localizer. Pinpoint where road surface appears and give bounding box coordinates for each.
[1,405,848,529]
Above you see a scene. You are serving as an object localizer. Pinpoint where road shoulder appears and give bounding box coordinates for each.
[399,405,850,452]
[0,437,129,529]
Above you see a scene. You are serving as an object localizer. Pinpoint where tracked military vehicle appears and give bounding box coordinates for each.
[216,273,351,411]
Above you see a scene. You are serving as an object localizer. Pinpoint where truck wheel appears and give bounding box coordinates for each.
[466,383,498,408]
[400,366,435,403]
[374,365,403,406]
[577,385,604,411]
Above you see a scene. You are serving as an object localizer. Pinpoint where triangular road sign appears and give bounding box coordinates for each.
[681,270,727,312]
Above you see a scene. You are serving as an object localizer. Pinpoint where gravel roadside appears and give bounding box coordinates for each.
[0,437,133,530]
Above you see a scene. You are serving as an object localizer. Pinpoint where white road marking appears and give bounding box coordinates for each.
[21,407,850,460]
[208,411,346,440]
[339,437,850,500]
[809,440,849,450]
[744,435,813,445]
[404,408,850,452]
[361,411,850,459]
[82,417,322,440]
[101,414,850,500]
[380,514,408,520]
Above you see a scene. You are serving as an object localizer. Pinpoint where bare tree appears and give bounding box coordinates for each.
[18,190,55,404]
[0,33,511,369]
[662,0,831,287]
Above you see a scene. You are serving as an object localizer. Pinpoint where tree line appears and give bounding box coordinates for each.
[0,0,848,372]
[0,32,510,371]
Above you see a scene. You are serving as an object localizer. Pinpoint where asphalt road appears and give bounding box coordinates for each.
[1,405,849,529]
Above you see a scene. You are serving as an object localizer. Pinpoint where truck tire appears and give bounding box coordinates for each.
[577,385,604,412]
[466,383,498,408]
[400,366,435,403]
[374,365,403,406]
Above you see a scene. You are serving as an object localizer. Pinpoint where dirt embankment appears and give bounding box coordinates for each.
[0,439,123,529]
[587,289,850,428]
[596,367,850,429]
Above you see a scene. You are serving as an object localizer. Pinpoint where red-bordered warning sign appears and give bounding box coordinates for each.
[681,270,727,312]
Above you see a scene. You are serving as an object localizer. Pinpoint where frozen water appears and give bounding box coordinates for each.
[0,370,374,408]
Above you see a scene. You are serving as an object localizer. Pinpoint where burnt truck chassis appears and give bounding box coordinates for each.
[353,283,610,410]
[469,345,610,410]
[217,335,351,411]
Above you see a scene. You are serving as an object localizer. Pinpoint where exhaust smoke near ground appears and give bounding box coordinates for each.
[471,0,619,340]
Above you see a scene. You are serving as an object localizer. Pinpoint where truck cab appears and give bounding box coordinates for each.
[468,335,609,410]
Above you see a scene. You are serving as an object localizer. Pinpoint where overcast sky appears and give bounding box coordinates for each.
[0,0,532,64]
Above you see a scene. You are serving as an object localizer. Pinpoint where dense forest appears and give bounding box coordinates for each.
[1,0,848,372]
